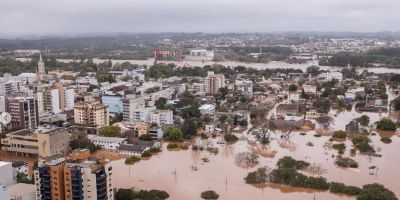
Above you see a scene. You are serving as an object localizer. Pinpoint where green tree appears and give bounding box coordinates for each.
[288,84,298,92]
[61,74,76,80]
[332,130,347,139]
[357,115,370,126]
[313,98,332,113]
[182,118,198,138]
[376,118,396,131]
[115,189,135,200]
[99,126,122,137]
[219,115,228,123]
[201,190,219,199]
[69,132,101,153]
[16,173,34,184]
[306,66,320,76]
[164,128,183,142]
[125,156,140,176]
[357,183,397,200]
[155,97,167,109]
[352,136,374,153]
[96,72,115,83]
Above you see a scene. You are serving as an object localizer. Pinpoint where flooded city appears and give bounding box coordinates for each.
[110,90,400,199]
[2,21,400,199]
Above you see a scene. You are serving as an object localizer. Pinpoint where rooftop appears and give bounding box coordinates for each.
[87,135,127,143]
[7,183,36,198]
[0,161,11,167]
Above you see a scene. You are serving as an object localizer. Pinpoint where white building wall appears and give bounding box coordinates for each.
[36,92,44,116]
[50,89,61,114]
[0,186,10,200]
[0,95,5,113]
[0,162,16,187]
[82,168,98,200]
[64,88,75,111]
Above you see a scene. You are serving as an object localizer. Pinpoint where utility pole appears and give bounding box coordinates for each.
[225,174,228,191]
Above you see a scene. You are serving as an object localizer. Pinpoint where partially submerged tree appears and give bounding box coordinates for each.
[316,116,333,129]
[125,156,140,176]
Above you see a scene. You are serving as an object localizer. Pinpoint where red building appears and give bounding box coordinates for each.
[154,50,182,61]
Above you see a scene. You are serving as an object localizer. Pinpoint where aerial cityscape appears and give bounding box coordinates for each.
[0,1,400,200]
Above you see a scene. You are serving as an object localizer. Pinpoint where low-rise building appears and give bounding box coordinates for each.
[199,104,215,115]
[318,72,343,81]
[303,85,317,94]
[1,127,70,157]
[150,110,173,126]
[235,79,253,97]
[118,140,159,156]
[87,135,127,150]
[149,127,164,139]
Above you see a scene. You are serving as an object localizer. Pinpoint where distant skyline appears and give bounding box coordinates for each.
[1,0,400,37]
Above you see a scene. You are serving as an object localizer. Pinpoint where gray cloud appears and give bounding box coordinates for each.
[0,0,399,36]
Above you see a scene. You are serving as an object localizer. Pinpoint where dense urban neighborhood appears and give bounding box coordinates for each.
[0,32,400,200]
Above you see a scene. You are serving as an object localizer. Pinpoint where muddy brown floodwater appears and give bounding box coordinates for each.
[111,89,400,199]
[111,130,400,199]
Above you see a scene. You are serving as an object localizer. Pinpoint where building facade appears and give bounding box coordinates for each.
[101,96,123,114]
[205,71,225,94]
[8,97,39,130]
[74,100,109,128]
[235,79,253,97]
[35,157,113,200]
[150,110,173,126]
[154,50,182,61]
[1,127,70,157]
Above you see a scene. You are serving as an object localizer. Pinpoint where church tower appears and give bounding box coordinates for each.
[37,54,46,82]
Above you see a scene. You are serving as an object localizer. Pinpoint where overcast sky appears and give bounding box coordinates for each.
[0,0,399,36]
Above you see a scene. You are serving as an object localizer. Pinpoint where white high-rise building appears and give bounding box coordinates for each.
[123,95,146,123]
[50,88,61,114]
[64,88,75,111]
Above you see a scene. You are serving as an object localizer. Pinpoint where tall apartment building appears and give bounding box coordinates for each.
[8,97,39,130]
[74,100,109,128]
[64,88,75,111]
[34,155,113,200]
[123,95,146,123]
[205,71,225,94]
[37,83,75,115]
[1,127,70,157]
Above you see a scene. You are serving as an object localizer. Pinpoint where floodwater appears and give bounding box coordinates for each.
[15,57,400,74]
[110,88,400,199]
[110,130,400,199]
